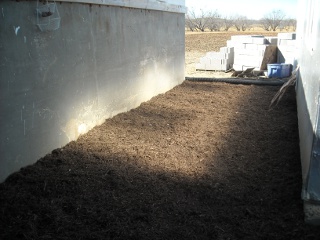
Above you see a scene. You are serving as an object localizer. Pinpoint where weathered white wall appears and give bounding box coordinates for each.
[0,1,185,182]
[296,0,320,224]
[58,0,186,13]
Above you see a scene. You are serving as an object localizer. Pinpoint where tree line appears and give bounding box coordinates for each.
[186,9,297,32]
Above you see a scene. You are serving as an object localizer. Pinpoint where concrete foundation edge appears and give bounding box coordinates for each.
[304,201,320,225]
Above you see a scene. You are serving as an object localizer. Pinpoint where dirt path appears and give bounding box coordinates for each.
[1,32,320,239]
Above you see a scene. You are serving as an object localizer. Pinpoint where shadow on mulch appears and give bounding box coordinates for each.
[1,81,319,240]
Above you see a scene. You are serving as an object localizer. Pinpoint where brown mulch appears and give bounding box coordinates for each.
[1,80,320,239]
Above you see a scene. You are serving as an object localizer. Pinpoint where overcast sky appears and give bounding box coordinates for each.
[185,0,298,20]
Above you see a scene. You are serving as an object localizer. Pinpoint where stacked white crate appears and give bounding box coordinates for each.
[227,35,278,71]
[277,32,296,65]
[195,47,234,71]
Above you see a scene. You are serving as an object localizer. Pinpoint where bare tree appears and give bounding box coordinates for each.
[246,19,256,31]
[261,9,286,31]
[185,10,196,32]
[233,15,249,31]
[286,18,297,31]
[279,18,297,31]
[279,19,287,31]
[185,9,209,32]
[221,15,234,31]
[260,19,271,31]
[207,10,222,31]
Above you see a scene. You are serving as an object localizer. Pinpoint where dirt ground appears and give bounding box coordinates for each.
[1,32,320,240]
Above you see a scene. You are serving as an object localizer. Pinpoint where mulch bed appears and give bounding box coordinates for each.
[1,81,320,239]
